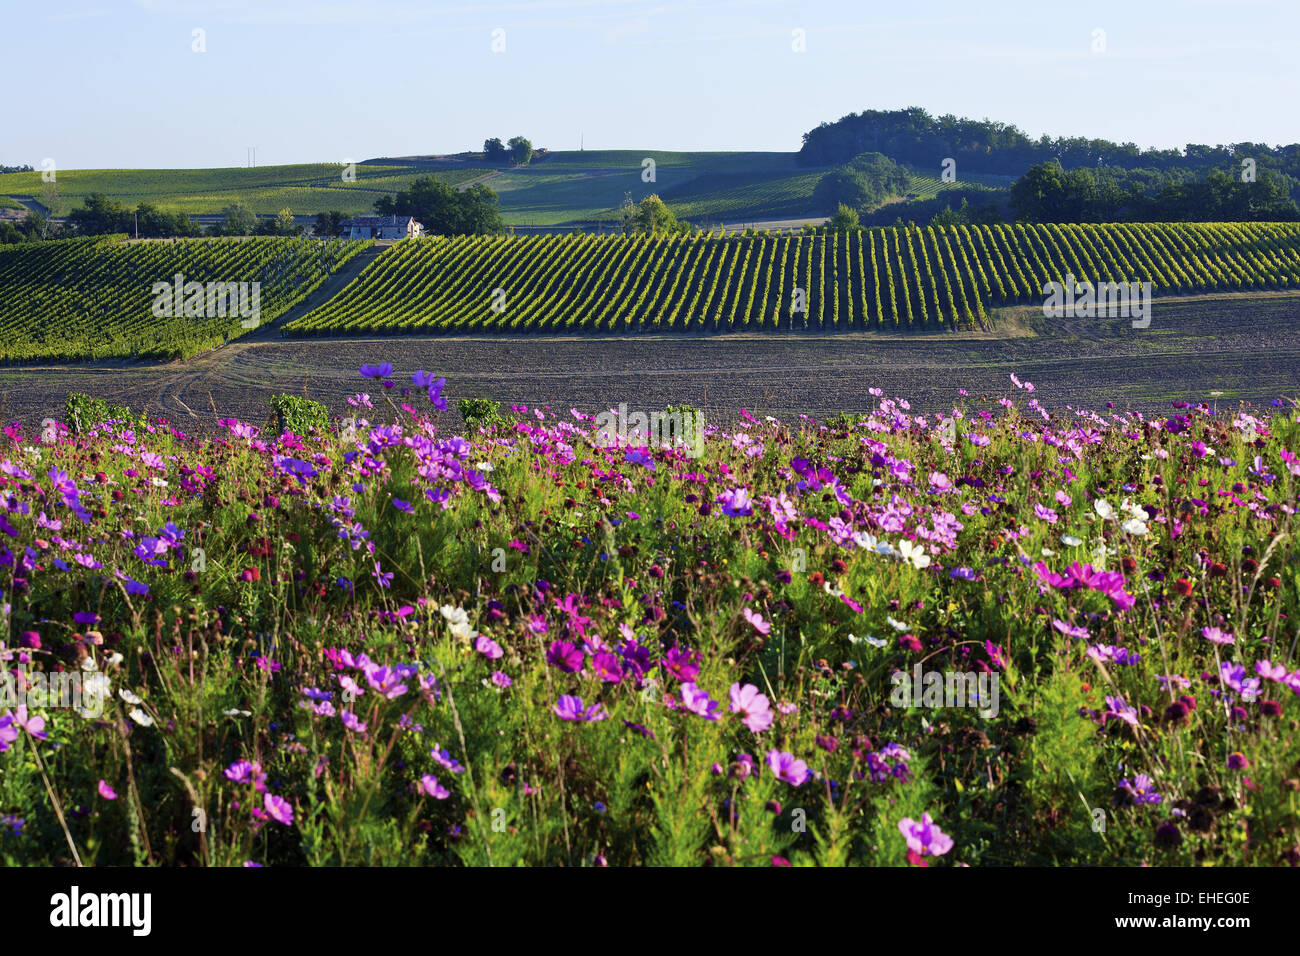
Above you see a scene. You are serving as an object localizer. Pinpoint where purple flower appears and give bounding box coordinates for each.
[340,710,368,733]
[766,749,811,786]
[624,449,656,471]
[363,664,408,699]
[1201,626,1234,645]
[1119,774,1162,805]
[591,651,624,683]
[361,363,394,379]
[729,682,773,733]
[371,561,393,589]
[392,498,413,514]
[679,682,721,721]
[490,670,512,689]
[553,695,607,723]
[430,747,466,774]
[716,488,753,517]
[898,813,953,857]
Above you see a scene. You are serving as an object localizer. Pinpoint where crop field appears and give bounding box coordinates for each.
[907,172,1011,199]
[0,358,1296,867]
[0,235,368,361]
[0,164,488,217]
[283,222,1300,335]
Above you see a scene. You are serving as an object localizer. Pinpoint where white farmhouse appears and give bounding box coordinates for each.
[339,215,424,240]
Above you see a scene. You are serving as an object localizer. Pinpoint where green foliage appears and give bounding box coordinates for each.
[813,152,910,215]
[828,203,859,231]
[64,392,134,433]
[269,393,329,436]
[457,397,505,430]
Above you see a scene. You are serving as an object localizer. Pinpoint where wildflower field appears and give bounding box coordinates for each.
[1,369,1297,868]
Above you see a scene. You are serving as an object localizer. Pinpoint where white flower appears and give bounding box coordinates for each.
[151,477,169,488]
[118,688,143,705]
[849,634,888,648]
[223,709,252,717]
[898,539,931,570]
[1094,499,1115,520]
[875,540,899,559]
[886,616,910,632]
[128,708,154,727]
[440,605,468,627]
[852,531,879,551]
[475,461,494,473]
[106,652,124,667]
[1040,547,1056,557]
[1061,535,1083,547]
[822,582,844,598]
[1121,518,1149,536]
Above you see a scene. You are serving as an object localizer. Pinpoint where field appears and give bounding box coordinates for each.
[0,164,490,218]
[0,357,1295,867]
[0,290,1296,436]
[283,222,1300,335]
[0,235,369,361]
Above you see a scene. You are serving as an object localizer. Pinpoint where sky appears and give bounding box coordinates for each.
[5,0,1298,169]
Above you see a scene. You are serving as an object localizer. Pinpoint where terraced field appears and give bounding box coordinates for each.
[284,222,1300,334]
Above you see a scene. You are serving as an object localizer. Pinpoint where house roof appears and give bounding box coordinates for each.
[343,215,422,228]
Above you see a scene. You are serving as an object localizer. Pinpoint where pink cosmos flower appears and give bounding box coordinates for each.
[679,682,721,721]
[766,749,811,786]
[419,774,450,799]
[263,793,294,826]
[742,608,771,635]
[97,780,118,800]
[729,683,773,733]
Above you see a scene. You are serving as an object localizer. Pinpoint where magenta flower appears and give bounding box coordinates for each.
[663,645,701,682]
[363,664,408,699]
[766,749,811,786]
[340,710,368,733]
[742,608,771,635]
[475,635,504,660]
[591,651,624,683]
[546,640,583,673]
[898,813,953,857]
[97,780,118,800]
[264,793,294,826]
[679,682,721,721]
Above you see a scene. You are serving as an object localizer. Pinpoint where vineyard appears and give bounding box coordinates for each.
[0,235,368,361]
[283,221,1300,334]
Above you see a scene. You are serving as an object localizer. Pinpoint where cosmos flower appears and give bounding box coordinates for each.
[729,683,773,733]
[264,794,294,826]
[553,695,607,723]
[898,813,954,857]
[765,749,811,786]
[679,682,721,721]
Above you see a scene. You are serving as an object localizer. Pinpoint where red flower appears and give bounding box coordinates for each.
[241,567,261,582]
[1173,578,1194,596]
[906,849,929,867]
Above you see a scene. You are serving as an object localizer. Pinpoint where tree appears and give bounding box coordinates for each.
[828,203,860,230]
[135,202,200,238]
[373,176,504,235]
[483,138,507,162]
[313,210,347,237]
[508,136,534,166]
[1009,162,1069,221]
[619,194,685,235]
[215,201,257,236]
[67,193,131,235]
[813,152,910,215]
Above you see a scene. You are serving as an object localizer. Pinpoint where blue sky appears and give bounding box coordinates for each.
[8,0,1298,168]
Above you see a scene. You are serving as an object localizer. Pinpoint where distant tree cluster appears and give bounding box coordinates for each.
[483,136,534,165]
[374,176,505,234]
[66,194,203,237]
[0,213,49,244]
[1009,162,1299,222]
[1,163,34,174]
[812,152,910,215]
[798,107,1300,191]
[617,194,692,235]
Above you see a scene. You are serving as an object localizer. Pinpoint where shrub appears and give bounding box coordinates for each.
[269,393,329,436]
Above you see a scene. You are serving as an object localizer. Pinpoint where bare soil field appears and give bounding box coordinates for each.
[1,291,1296,433]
